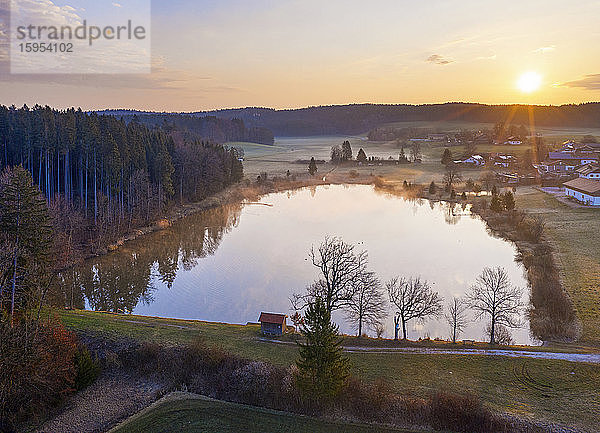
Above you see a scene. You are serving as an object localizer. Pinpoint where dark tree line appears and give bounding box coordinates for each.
[99,110,275,145]
[193,102,600,136]
[0,105,244,256]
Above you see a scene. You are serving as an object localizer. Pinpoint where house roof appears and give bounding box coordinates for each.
[564,178,600,196]
[576,163,600,175]
[258,312,287,325]
[542,159,585,167]
[548,151,600,161]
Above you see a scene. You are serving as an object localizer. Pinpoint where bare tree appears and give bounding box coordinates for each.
[480,171,496,193]
[410,141,422,162]
[442,162,462,191]
[466,267,524,344]
[291,236,367,313]
[387,277,442,340]
[486,323,513,345]
[445,297,469,343]
[345,271,387,337]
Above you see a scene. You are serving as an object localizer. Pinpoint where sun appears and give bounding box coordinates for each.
[517,71,542,93]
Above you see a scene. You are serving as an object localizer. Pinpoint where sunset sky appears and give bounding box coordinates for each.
[1,0,600,111]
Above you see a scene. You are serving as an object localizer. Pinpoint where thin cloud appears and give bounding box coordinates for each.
[561,74,600,90]
[533,45,555,54]
[426,54,453,65]
[112,2,122,7]
[476,54,497,61]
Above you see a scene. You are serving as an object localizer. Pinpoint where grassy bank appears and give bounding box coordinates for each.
[60,310,600,431]
[109,393,425,433]
[515,188,600,346]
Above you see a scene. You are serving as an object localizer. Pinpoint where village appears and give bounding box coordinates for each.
[441,136,600,206]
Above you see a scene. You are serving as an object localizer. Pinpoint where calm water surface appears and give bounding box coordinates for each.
[60,185,534,344]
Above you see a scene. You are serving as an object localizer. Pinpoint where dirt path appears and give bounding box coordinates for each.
[258,338,600,364]
[36,373,163,433]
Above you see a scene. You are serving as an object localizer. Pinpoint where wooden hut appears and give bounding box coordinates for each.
[258,312,287,336]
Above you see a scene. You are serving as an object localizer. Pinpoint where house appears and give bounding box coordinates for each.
[258,312,287,336]
[492,154,516,168]
[576,163,600,180]
[560,141,600,152]
[538,159,581,174]
[538,151,600,176]
[455,155,485,166]
[504,136,523,145]
[428,133,447,141]
[563,178,600,206]
[547,151,599,165]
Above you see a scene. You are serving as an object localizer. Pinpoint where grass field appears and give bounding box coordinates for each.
[515,187,600,346]
[109,393,423,433]
[60,310,600,431]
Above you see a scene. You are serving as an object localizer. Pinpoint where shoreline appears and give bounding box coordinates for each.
[72,173,579,347]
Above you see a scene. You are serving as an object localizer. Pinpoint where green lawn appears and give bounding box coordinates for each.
[109,393,422,433]
[515,187,600,346]
[60,310,600,432]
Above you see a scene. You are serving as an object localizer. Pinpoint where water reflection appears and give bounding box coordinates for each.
[55,203,242,313]
[56,185,532,344]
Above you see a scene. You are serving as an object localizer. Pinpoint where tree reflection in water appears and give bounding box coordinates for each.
[53,203,243,313]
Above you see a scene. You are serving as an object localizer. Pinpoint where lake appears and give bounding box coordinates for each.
[59,184,534,344]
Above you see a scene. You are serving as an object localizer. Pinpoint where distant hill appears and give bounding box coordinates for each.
[101,102,600,138]
[197,103,600,136]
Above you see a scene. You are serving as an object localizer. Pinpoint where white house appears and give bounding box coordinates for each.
[456,155,485,166]
[563,178,600,206]
[504,136,522,145]
[493,154,516,168]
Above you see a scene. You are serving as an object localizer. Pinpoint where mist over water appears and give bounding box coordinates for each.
[61,184,534,344]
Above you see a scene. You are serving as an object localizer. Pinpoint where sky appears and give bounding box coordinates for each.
[1,0,600,111]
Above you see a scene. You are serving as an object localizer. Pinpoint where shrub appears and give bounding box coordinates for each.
[373,176,386,188]
[0,319,77,429]
[516,216,544,242]
[74,346,101,390]
[343,377,393,421]
[429,391,504,433]
[428,181,437,194]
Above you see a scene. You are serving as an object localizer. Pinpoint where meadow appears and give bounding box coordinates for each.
[61,310,600,432]
[109,393,425,433]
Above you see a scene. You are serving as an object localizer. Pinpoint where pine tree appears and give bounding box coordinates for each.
[296,297,349,402]
[428,181,437,194]
[0,166,53,321]
[441,148,452,165]
[356,148,367,163]
[341,141,352,162]
[490,193,504,212]
[502,191,515,211]
[308,157,318,176]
